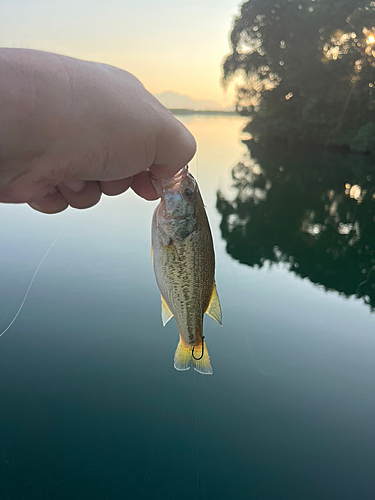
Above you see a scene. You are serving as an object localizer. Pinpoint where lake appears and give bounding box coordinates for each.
[1,115,374,499]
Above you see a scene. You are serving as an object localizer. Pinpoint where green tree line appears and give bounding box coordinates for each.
[223,0,375,152]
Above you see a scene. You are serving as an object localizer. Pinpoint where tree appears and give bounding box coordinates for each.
[216,141,375,309]
[223,0,375,150]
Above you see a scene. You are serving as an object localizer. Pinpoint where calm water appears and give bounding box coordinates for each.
[1,115,374,500]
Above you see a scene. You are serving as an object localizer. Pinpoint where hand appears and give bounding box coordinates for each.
[0,49,196,214]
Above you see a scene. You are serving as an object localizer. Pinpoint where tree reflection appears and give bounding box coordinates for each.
[217,141,375,309]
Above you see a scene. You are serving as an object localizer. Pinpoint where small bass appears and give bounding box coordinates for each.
[151,165,222,374]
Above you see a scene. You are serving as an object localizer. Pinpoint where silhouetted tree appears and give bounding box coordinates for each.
[216,141,375,309]
[223,0,375,151]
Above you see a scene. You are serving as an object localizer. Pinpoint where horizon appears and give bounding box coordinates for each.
[1,0,241,107]
[153,90,236,111]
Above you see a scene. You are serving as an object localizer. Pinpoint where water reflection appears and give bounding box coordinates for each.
[217,141,375,309]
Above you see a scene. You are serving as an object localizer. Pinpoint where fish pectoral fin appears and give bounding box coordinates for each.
[174,337,192,371]
[161,295,174,326]
[160,232,171,247]
[171,242,180,261]
[205,281,222,326]
[192,339,213,375]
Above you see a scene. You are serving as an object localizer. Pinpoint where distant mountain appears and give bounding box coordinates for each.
[154,91,233,111]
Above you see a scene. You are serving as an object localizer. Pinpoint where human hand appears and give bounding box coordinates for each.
[0,49,196,213]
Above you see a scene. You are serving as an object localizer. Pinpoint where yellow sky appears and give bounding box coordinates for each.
[1,0,241,106]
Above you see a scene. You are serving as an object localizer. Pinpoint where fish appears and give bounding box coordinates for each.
[151,165,222,374]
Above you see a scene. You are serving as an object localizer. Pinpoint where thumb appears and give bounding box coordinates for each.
[151,113,196,179]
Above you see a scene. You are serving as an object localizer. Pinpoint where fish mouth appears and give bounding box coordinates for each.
[151,165,189,197]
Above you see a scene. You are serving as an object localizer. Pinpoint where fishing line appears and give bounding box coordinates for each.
[196,151,199,184]
[0,230,61,339]
[0,260,35,326]
[142,376,172,490]
[193,369,207,500]
[201,376,206,500]
[193,369,200,500]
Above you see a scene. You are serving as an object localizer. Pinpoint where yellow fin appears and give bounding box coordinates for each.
[205,281,222,326]
[174,337,192,371]
[161,296,174,326]
[192,339,213,375]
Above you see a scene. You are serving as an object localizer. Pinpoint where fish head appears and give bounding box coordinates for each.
[152,166,198,241]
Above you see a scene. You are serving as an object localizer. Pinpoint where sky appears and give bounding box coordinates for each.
[1,0,242,107]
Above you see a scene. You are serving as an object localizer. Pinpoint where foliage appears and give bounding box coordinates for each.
[216,141,375,309]
[349,122,375,152]
[223,0,375,149]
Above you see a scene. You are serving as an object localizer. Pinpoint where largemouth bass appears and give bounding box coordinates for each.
[151,165,222,374]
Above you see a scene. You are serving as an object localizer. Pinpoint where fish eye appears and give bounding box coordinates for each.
[183,188,194,200]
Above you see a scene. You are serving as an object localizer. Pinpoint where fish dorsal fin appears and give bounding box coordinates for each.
[205,281,222,326]
[161,295,174,326]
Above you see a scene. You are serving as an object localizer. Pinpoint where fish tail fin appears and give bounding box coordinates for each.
[192,339,213,375]
[174,337,213,375]
[174,337,192,371]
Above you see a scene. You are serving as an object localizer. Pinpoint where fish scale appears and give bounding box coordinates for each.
[151,166,222,374]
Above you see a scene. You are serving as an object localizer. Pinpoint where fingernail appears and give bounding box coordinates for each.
[62,179,87,192]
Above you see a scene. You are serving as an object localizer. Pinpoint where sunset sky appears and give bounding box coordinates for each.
[1,0,242,107]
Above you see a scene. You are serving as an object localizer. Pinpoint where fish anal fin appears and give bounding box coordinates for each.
[174,336,192,371]
[205,281,222,326]
[161,295,174,326]
[192,339,213,375]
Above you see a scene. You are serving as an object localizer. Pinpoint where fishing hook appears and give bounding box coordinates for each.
[191,336,205,360]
